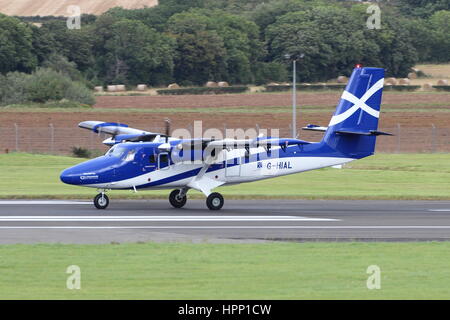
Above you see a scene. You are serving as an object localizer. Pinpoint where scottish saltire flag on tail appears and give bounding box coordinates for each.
[321,67,390,158]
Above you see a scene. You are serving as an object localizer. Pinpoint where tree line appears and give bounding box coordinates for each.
[0,0,449,87]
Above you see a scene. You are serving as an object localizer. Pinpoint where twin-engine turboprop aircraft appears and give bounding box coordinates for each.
[60,67,391,210]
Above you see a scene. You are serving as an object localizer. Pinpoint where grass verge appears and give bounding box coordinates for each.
[0,242,449,299]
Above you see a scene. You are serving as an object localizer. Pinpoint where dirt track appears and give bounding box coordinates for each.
[95,92,450,110]
[2,92,449,129]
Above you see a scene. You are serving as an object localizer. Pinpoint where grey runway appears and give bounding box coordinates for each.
[1,199,450,243]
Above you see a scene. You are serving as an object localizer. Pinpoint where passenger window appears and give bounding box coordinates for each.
[149,154,157,164]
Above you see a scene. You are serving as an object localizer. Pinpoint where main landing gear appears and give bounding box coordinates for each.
[169,189,225,210]
[206,192,224,210]
[94,192,109,210]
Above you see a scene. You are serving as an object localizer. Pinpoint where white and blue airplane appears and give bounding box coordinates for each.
[60,66,391,210]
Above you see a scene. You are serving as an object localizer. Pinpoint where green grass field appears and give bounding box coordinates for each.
[1,242,450,299]
[1,152,450,200]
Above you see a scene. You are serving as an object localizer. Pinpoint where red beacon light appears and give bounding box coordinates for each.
[355,63,363,68]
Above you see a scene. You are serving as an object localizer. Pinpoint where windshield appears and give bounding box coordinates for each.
[106,146,136,161]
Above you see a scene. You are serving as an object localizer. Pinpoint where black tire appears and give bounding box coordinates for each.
[206,192,224,210]
[169,190,187,208]
[94,194,109,210]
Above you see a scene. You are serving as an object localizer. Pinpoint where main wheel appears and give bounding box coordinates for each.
[206,192,224,211]
[94,193,109,210]
[169,189,187,208]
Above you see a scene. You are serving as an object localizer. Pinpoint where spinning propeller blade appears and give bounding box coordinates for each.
[165,118,171,143]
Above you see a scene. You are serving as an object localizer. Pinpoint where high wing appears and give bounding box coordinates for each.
[79,121,149,135]
[79,121,167,146]
[177,136,311,152]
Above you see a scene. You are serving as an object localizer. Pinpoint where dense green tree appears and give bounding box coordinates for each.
[265,4,419,81]
[39,21,94,72]
[0,72,30,105]
[0,68,94,106]
[30,24,58,65]
[168,9,263,84]
[428,10,450,62]
[266,6,367,81]
[106,0,208,31]
[171,30,227,85]
[98,19,175,85]
[41,53,87,84]
[0,14,37,73]
[394,0,450,17]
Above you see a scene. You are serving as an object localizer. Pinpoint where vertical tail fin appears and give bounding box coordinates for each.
[322,67,385,158]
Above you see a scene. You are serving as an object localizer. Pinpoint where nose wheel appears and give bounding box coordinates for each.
[169,189,187,208]
[206,192,224,210]
[94,193,109,210]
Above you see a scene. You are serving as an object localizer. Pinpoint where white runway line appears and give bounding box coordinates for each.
[0,201,91,205]
[1,226,450,229]
[428,209,450,212]
[0,215,339,222]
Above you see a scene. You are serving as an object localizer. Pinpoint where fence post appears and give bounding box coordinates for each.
[14,123,19,152]
[49,124,54,154]
[396,123,401,153]
[90,127,94,150]
[431,124,437,154]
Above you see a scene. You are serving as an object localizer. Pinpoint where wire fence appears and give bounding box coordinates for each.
[1,124,449,155]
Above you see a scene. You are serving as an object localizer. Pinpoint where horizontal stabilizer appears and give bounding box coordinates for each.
[336,129,393,136]
[302,124,328,132]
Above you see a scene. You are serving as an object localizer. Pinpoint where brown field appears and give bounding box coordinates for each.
[0,0,158,17]
[2,91,449,128]
[1,91,450,154]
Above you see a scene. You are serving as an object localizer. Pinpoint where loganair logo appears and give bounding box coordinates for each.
[329,78,384,127]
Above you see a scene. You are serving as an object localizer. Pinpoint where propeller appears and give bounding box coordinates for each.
[164,118,171,143]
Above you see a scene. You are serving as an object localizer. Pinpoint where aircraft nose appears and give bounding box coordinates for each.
[60,169,79,185]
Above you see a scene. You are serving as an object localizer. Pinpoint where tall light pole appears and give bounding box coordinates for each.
[292,59,297,138]
[285,53,304,138]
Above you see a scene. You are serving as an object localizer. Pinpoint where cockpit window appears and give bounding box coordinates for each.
[124,149,136,162]
[106,146,136,161]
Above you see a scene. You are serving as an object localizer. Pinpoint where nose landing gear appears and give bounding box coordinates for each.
[94,192,109,210]
[169,189,187,208]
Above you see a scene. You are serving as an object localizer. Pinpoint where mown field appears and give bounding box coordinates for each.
[1,152,450,200]
[1,242,450,299]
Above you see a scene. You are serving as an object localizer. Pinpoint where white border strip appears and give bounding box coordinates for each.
[0,215,338,222]
[0,226,450,229]
[0,201,91,205]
